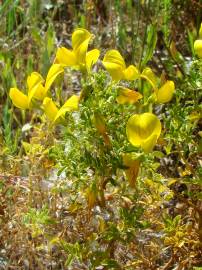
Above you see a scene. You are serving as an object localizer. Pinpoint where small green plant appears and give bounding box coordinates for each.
[1,2,202,268]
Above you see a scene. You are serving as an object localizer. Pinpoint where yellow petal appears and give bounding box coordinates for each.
[141,67,158,89]
[75,37,91,64]
[194,40,202,58]
[102,62,124,81]
[199,22,202,39]
[9,88,29,109]
[123,154,140,188]
[142,133,158,153]
[72,28,92,51]
[45,64,64,91]
[42,97,59,121]
[55,47,77,67]
[62,95,79,110]
[126,113,161,151]
[103,50,126,68]
[32,84,46,100]
[54,95,80,122]
[123,65,139,80]
[27,72,45,102]
[86,49,100,72]
[27,72,44,90]
[156,80,175,103]
[116,87,142,104]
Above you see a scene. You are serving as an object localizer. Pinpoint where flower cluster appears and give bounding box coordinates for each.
[9,27,176,152]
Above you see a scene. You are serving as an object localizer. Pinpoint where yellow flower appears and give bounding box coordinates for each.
[102,50,139,81]
[194,40,202,58]
[9,64,64,109]
[116,87,142,104]
[139,68,175,103]
[42,95,80,123]
[126,113,161,153]
[194,22,202,58]
[155,80,175,103]
[55,28,100,72]
[27,72,45,102]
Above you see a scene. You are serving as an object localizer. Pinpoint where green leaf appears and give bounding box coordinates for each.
[102,259,121,268]
[46,23,56,57]
[142,24,157,67]
[187,29,195,56]
[65,254,74,267]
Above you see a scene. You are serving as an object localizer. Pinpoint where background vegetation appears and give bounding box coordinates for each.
[0,0,202,269]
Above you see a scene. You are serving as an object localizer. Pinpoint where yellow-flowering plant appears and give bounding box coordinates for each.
[9,64,64,109]
[3,10,202,269]
[7,27,171,237]
[55,28,100,73]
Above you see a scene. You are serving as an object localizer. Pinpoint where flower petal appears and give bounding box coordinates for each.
[54,95,80,122]
[156,80,175,103]
[32,84,46,101]
[199,22,202,39]
[75,37,91,64]
[116,87,142,104]
[9,88,29,109]
[86,49,100,72]
[194,40,202,58]
[72,28,92,51]
[123,65,139,80]
[55,47,77,67]
[27,72,45,102]
[45,64,64,91]
[42,97,59,121]
[103,50,126,69]
[27,72,44,90]
[126,113,161,151]
[142,133,158,153]
[102,62,124,81]
[141,67,158,89]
